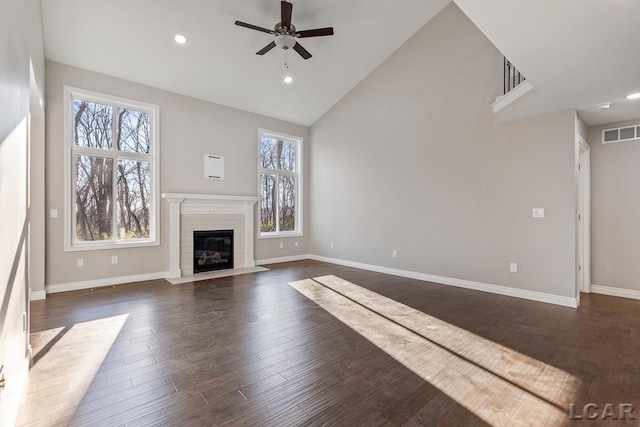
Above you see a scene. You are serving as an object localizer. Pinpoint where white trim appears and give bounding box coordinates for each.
[308,255,579,308]
[255,254,311,265]
[258,232,304,239]
[257,129,304,238]
[490,81,534,113]
[46,271,168,294]
[63,85,160,252]
[30,289,46,301]
[591,284,640,300]
[161,193,259,203]
[161,193,259,279]
[576,136,591,294]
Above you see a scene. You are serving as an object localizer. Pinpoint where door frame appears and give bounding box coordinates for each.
[576,136,591,295]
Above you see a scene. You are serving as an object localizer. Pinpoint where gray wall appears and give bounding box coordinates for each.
[589,118,640,292]
[0,0,45,424]
[309,4,578,298]
[46,61,309,287]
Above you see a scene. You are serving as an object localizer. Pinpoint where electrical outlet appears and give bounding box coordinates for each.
[392,250,398,258]
[510,263,518,273]
[111,256,118,264]
[532,208,545,218]
[77,258,84,268]
[50,209,58,218]
[294,241,299,247]
[279,242,283,249]
[330,242,334,249]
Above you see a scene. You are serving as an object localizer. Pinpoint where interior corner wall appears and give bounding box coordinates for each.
[589,118,640,292]
[0,0,45,425]
[45,61,310,287]
[308,3,577,299]
[576,113,588,142]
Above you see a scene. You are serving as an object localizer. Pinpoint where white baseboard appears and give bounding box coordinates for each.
[30,289,46,301]
[255,254,311,266]
[308,254,579,308]
[591,284,640,300]
[46,271,169,294]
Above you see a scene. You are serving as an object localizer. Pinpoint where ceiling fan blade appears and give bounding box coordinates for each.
[235,21,274,35]
[296,27,334,38]
[281,1,293,29]
[293,42,312,60]
[256,41,277,55]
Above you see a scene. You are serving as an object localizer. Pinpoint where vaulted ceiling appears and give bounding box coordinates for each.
[42,0,640,127]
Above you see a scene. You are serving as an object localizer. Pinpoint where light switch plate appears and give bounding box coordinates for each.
[50,209,58,218]
[532,208,545,218]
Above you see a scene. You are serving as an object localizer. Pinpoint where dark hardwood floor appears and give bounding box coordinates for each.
[17,260,640,426]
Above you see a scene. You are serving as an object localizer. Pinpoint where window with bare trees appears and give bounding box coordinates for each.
[258,130,302,237]
[64,87,159,250]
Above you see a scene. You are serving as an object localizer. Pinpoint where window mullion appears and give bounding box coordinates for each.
[118,152,151,162]
[73,146,118,158]
[111,107,118,242]
[71,154,77,245]
[260,168,297,178]
[275,173,280,233]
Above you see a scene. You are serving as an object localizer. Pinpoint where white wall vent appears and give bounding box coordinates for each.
[602,125,640,144]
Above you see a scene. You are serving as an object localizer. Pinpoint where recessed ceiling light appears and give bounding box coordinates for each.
[627,92,640,100]
[174,34,187,45]
[596,103,611,110]
[283,75,293,85]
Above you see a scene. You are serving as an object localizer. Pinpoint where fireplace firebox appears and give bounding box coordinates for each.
[193,230,234,274]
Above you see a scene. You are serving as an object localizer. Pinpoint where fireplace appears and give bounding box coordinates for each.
[193,230,234,274]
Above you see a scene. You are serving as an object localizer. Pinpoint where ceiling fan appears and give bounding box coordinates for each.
[234,1,334,60]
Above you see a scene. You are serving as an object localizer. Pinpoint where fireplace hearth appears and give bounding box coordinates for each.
[193,230,234,274]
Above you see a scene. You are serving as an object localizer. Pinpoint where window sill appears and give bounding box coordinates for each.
[64,239,159,252]
[258,232,303,240]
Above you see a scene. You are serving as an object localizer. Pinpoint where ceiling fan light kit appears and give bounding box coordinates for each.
[234,1,334,61]
[275,34,297,50]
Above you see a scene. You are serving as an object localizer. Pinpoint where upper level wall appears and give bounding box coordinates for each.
[309,3,578,300]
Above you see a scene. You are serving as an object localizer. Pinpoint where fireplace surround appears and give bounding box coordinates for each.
[162,193,260,279]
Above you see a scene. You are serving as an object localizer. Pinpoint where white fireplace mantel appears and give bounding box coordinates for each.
[162,193,260,279]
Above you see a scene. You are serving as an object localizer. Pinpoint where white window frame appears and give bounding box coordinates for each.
[257,129,303,239]
[63,86,160,251]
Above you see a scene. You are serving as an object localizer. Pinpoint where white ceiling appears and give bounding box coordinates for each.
[42,0,640,127]
[42,0,449,126]
[454,0,640,126]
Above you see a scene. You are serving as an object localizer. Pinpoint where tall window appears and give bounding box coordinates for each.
[64,86,159,250]
[258,129,303,237]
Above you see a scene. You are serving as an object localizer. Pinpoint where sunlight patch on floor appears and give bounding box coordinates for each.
[21,314,129,426]
[289,275,577,425]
